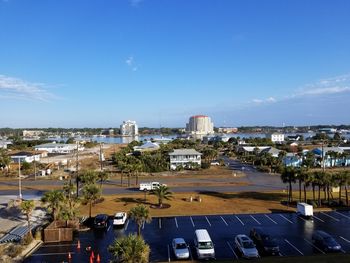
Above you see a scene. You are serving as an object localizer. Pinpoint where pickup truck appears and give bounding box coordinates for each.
[139,182,166,191]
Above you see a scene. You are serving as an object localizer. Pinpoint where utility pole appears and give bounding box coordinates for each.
[75,141,79,197]
[18,159,22,200]
[34,149,37,181]
[322,139,325,172]
[100,142,104,171]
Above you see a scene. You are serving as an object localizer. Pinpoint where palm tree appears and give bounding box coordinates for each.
[129,204,151,236]
[108,234,150,263]
[80,170,98,185]
[20,200,35,239]
[41,190,64,220]
[82,183,101,218]
[280,166,297,203]
[150,185,173,208]
[0,148,11,176]
[61,182,80,225]
[296,168,308,202]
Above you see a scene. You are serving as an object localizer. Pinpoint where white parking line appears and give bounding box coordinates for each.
[226,241,238,259]
[279,214,293,224]
[339,236,350,243]
[284,239,304,255]
[167,244,171,262]
[312,215,325,223]
[297,216,308,222]
[190,216,195,227]
[335,211,350,220]
[250,215,261,225]
[159,218,162,229]
[320,212,340,222]
[264,214,277,224]
[174,217,178,228]
[42,244,75,247]
[235,215,244,226]
[32,252,76,256]
[221,216,228,226]
[205,216,211,227]
[142,221,145,229]
[303,238,325,254]
[125,220,129,231]
[107,225,111,232]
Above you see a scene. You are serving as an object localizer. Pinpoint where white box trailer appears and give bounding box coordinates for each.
[297,202,313,218]
[139,182,165,191]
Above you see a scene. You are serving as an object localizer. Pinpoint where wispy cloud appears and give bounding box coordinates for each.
[296,74,350,97]
[0,74,57,101]
[125,56,139,72]
[252,97,276,104]
[129,0,144,7]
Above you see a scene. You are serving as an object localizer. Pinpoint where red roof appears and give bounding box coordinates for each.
[192,115,208,118]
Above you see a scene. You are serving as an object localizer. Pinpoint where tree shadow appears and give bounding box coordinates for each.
[198,191,286,202]
[114,197,152,206]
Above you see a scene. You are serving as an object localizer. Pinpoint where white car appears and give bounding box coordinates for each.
[113,212,127,226]
[235,234,259,259]
[172,238,190,259]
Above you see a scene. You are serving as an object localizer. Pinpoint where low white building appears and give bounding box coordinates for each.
[133,141,160,152]
[34,143,84,154]
[10,151,41,163]
[169,149,202,170]
[269,133,285,143]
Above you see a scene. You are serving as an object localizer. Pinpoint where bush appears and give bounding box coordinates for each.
[257,166,270,173]
[21,232,33,245]
[6,244,23,258]
[201,163,210,169]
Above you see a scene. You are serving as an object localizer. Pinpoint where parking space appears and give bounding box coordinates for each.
[24,210,350,262]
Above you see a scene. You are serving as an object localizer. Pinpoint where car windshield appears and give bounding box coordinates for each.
[242,241,255,249]
[324,237,337,245]
[115,216,124,220]
[175,243,187,249]
[198,241,213,249]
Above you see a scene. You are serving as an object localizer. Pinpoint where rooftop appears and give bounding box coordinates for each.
[169,149,202,156]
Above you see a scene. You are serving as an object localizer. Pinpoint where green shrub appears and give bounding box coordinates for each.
[6,244,23,258]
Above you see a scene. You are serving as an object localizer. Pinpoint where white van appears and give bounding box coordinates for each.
[194,229,215,259]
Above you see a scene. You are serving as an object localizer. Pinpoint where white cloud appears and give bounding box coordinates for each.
[298,73,350,96]
[125,56,134,66]
[252,97,276,104]
[125,56,139,72]
[0,74,56,101]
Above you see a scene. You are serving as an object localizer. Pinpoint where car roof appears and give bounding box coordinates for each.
[315,230,332,238]
[173,238,186,244]
[236,234,250,240]
[96,214,108,219]
[114,212,126,216]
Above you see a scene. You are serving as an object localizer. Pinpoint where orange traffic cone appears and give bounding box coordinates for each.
[89,255,94,263]
[96,254,101,262]
[68,252,72,259]
[91,250,95,259]
[77,239,81,249]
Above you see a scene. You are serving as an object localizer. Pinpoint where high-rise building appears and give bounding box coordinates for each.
[186,115,214,135]
[120,120,139,136]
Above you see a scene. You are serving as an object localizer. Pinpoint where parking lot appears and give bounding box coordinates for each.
[25,210,350,262]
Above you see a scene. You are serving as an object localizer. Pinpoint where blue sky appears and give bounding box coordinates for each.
[0,0,350,128]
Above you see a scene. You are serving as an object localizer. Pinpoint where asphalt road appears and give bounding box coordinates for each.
[24,210,350,263]
[0,158,289,199]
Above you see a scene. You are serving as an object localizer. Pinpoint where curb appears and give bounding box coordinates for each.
[22,240,43,258]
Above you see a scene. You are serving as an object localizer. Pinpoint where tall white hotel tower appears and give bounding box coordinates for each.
[186,115,214,135]
[120,120,139,136]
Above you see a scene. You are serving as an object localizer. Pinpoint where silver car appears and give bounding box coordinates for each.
[172,238,190,259]
[235,234,259,259]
